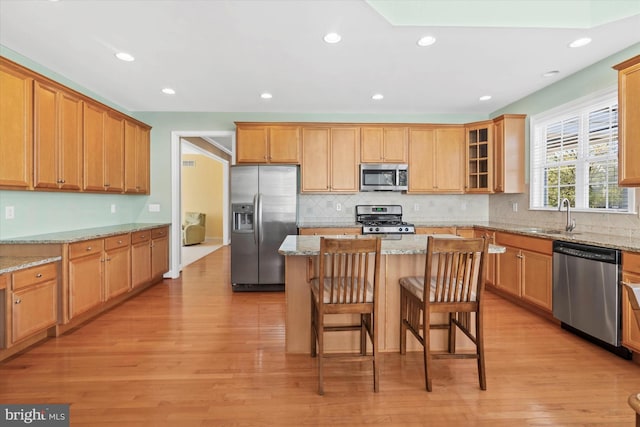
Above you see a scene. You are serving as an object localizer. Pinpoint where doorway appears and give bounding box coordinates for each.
[169,130,234,278]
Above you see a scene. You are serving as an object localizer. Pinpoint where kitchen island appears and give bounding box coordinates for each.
[279,234,505,354]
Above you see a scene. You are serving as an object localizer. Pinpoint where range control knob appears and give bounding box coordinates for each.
[398,227,403,232]
[375,227,380,232]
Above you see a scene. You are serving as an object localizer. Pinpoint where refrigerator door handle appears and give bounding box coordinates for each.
[253,193,259,245]
[257,193,263,244]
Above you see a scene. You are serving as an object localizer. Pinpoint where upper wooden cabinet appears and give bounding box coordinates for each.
[83,103,126,192]
[465,121,493,193]
[0,59,33,190]
[301,126,359,193]
[492,114,525,193]
[0,56,151,195]
[360,126,408,163]
[33,80,83,191]
[236,124,300,164]
[407,127,464,193]
[124,120,150,194]
[83,101,107,191]
[104,111,125,193]
[613,55,640,187]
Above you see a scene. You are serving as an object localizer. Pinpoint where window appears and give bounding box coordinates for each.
[530,89,634,213]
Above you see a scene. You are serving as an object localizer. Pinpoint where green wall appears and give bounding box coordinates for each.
[1,42,639,238]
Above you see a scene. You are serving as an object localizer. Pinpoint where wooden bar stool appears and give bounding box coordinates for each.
[399,236,489,391]
[309,237,382,395]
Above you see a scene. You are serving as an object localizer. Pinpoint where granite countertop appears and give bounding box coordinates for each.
[0,256,61,275]
[297,221,640,253]
[0,223,170,244]
[278,234,506,256]
[481,222,640,253]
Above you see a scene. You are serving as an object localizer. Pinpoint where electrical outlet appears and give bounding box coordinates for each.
[336,203,341,211]
[512,202,518,212]
[5,206,15,220]
[111,204,117,214]
[148,204,160,212]
[414,203,420,212]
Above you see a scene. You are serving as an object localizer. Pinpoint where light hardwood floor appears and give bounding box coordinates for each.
[1,246,639,426]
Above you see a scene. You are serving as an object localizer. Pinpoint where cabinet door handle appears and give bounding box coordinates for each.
[35,273,43,278]
[14,299,21,304]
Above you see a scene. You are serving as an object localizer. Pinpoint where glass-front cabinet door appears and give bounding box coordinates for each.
[466,121,493,193]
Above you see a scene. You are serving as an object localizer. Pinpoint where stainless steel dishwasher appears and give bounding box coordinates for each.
[552,240,630,358]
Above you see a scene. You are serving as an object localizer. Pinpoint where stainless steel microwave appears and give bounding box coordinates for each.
[360,164,408,191]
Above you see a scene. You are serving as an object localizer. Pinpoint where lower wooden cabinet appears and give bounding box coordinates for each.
[104,234,131,299]
[68,238,104,318]
[151,227,169,279]
[1,225,170,360]
[494,231,553,312]
[298,227,361,235]
[131,230,152,288]
[66,228,166,321]
[474,228,496,286]
[9,263,58,346]
[622,252,640,352]
[415,226,456,235]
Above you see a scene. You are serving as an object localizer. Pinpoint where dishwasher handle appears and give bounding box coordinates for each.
[552,240,620,264]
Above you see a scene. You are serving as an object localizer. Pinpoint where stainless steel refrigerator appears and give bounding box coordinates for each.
[230,165,298,291]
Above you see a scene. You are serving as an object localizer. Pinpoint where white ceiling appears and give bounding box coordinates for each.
[1,0,639,116]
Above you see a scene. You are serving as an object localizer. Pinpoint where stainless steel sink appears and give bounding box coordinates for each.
[521,228,581,236]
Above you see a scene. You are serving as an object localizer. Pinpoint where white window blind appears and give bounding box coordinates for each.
[530,89,633,212]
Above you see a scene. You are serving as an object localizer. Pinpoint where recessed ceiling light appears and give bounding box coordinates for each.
[479,95,492,101]
[115,52,135,62]
[542,70,560,77]
[372,94,384,100]
[569,37,592,48]
[417,36,436,47]
[162,88,176,95]
[323,32,342,44]
[260,93,273,99]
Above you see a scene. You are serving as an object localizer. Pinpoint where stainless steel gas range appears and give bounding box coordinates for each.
[356,205,415,235]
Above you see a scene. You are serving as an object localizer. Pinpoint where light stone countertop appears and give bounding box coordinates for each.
[0,223,170,244]
[0,256,61,276]
[297,221,640,253]
[278,234,506,256]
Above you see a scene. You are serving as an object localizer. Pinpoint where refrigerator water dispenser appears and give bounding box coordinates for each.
[232,204,254,232]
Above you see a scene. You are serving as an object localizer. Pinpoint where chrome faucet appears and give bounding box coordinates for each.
[559,198,576,232]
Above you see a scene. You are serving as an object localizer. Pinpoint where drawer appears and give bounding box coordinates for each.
[131,230,151,244]
[0,273,8,289]
[12,262,57,291]
[151,227,169,239]
[495,231,552,255]
[624,251,640,274]
[69,239,103,260]
[105,234,131,251]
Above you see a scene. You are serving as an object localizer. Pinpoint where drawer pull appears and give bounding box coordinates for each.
[86,246,92,251]
[35,273,43,278]
[118,240,123,244]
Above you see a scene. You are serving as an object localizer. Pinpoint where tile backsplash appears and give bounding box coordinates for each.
[489,187,640,239]
[299,187,639,240]
[298,193,489,224]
